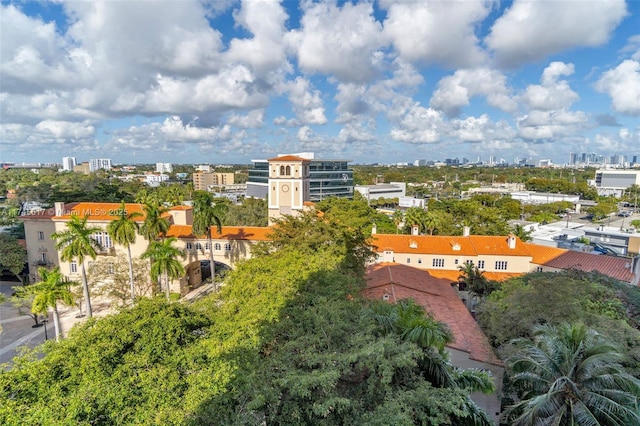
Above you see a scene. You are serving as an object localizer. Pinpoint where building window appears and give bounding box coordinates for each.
[224,243,231,251]
[477,260,485,269]
[432,258,445,268]
[195,242,202,250]
[407,258,410,264]
[214,243,221,251]
[465,260,473,266]
[38,231,44,240]
[70,261,77,273]
[454,259,459,264]
[40,253,47,263]
[536,266,543,272]
[186,242,193,250]
[495,261,508,270]
[205,242,211,251]
[418,258,422,264]
[91,231,113,248]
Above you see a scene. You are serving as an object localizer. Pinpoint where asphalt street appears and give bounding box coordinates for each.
[0,279,52,365]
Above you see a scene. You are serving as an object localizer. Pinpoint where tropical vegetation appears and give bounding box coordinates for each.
[51,214,102,318]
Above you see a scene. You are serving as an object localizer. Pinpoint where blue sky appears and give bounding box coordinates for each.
[1,0,639,166]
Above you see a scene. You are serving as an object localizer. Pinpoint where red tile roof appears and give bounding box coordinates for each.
[364,263,502,367]
[372,234,478,256]
[165,225,272,241]
[527,244,568,265]
[267,155,311,162]
[426,269,523,283]
[541,250,635,283]
[54,202,147,221]
[469,235,532,257]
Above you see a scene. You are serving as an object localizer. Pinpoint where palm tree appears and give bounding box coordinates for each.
[423,210,441,235]
[51,215,102,318]
[403,207,427,234]
[141,237,185,301]
[504,323,640,426]
[107,201,143,303]
[510,223,532,242]
[192,191,227,289]
[26,267,75,341]
[373,299,495,425]
[458,262,494,299]
[392,210,403,234]
[139,202,170,242]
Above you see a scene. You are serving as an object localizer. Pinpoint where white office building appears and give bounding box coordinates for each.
[61,157,76,171]
[89,158,112,172]
[592,170,640,197]
[156,162,173,173]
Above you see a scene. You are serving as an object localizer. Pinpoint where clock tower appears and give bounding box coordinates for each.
[267,155,310,224]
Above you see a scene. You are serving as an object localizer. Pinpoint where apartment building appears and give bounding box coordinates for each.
[192,171,235,191]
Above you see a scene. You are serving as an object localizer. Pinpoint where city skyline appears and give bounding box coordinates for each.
[1,1,639,165]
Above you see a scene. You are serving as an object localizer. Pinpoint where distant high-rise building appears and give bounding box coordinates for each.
[156,162,173,173]
[89,158,112,172]
[568,152,576,165]
[62,157,76,171]
[414,159,427,166]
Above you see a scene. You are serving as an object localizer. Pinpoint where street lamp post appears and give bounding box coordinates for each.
[41,317,48,341]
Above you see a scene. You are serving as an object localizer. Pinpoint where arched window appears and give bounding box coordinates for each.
[285,165,291,175]
[214,243,221,251]
[280,165,285,175]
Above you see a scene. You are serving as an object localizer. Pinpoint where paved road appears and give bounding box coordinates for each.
[0,280,52,365]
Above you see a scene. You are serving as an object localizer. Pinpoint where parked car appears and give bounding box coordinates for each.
[618,211,632,217]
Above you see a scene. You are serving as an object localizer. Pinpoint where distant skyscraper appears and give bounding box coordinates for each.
[62,157,76,171]
[89,158,112,172]
[569,152,576,165]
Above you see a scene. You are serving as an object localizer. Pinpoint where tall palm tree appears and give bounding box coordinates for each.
[423,210,441,235]
[27,267,75,341]
[504,323,640,426]
[141,237,185,301]
[139,202,170,242]
[392,210,403,234]
[107,201,142,303]
[192,191,227,288]
[51,215,102,318]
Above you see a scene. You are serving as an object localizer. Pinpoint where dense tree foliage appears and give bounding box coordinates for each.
[477,271,640,374]
[0,232,26,282]
[1,208,497,425]
[223,197,268,227]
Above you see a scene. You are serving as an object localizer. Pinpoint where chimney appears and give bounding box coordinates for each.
[463,226,470,237]
[371,223,377,235]
[411,225,419,236]
[507,233,516,249]
[54,202,65,216]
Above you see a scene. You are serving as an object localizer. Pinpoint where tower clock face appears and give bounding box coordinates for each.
[282,184,289,192]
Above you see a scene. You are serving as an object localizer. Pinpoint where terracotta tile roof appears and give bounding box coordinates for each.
[168,205,192,211]
[426,269,523,283]
[364,263,502,367]
[165,225,194,239]
[267,155,311,162]
[527,244,568,265]
[211,226,271,241]
[54,202,146,222]
[372,234,478,256]
[166,225,272,241]
[468,235,532,257]
[542,250,636,283]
